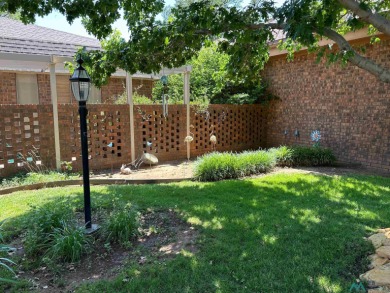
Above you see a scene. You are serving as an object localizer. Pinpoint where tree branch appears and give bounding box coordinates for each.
[322,27,390,83]
[337,0,390,36]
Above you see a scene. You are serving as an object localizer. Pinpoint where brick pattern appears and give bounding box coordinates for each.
[132,104,267,162]
[101,78,155,103]
[101,78,126,103]
[0,104,55,177]
[58,104,131,172]
[0,74,154,105]
[37,74,51,105]
[0,72,17,104]
[133,79,154,98]
[263,38,390,172]
[0,104,267,176]
[190,105,267,156]
[134,105,188,161]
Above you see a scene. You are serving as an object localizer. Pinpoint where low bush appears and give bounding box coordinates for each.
[101,203,140,246]
[288,146,336,167]
[193,150,276,181]
[270,145,335,167]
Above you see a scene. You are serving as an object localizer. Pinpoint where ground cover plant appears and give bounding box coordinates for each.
[0,172,389,292]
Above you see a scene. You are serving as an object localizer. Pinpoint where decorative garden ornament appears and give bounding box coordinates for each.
[161,74,169,117]
[184,136,193,143]
[311,130,321,147]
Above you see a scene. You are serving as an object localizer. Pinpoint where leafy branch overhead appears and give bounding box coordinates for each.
[2,0,390,83]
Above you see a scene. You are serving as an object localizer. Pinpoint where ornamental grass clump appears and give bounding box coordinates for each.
[194,150,276,181]
[24,202,74,258]
[290,146,336,166]
[269,146,294,166]
[45,221,93,263]
[101,203,140,246]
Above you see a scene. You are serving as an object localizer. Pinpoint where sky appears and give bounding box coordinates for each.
[35,0,282,40]
[35,0,176,40]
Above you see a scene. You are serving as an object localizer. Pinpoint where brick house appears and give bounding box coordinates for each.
[263,29,390,172]
[0,16,155,105]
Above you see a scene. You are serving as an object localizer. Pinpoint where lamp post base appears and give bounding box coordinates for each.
[84,224,100,235]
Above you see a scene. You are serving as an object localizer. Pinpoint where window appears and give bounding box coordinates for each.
[16,74,39,104]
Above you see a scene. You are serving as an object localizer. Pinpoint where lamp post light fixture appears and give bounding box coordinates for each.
[70,56,98,233]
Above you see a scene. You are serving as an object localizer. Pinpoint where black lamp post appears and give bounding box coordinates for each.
[70,57,98,233]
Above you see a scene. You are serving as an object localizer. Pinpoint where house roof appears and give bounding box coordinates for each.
[0,16,100,57]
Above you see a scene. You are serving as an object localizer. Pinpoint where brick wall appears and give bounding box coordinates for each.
[0,104,267,176]
[0,72,17,104]
[101,78,126,103]
[263,38,390,172]
[37,74,51,105]
[101,78,154,103]
[0,105,55,177]
[133,79,154,98]
[0,74,154,105]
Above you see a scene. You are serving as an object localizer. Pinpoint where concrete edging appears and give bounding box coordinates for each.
[0,177,192,196]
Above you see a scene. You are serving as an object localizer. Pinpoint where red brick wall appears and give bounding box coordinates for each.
[37,74,52,105]
[0,72,17,104]
[0,74,154,105]
[0,105,55,177]
[263,38,390,172]
[133,79,154,98]
[101,78,154,103]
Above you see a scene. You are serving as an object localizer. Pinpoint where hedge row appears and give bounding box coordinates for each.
[193,146,336,181]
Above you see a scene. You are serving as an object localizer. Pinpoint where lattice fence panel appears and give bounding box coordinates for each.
[0,105,55,177]
[134,105,188,162]
[58,104,131,171]
[191,105,266,156]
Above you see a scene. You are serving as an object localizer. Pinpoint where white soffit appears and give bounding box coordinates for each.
[0,53,191,78]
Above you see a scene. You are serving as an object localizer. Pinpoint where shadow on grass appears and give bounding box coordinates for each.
[2,173,390,292]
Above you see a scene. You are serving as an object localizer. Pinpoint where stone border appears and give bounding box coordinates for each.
[0,178,192,196]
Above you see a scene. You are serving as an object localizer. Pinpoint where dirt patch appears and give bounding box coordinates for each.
[10,210,197,293]
[91,160,194,180]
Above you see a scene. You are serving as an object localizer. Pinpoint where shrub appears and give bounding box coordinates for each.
[193,150,276,181]
[289,146,336,166]
[101,203,140,246]
[45,221,93,263]
[269,146,294,166]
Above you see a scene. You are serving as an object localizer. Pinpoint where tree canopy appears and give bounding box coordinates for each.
[2,0,390,83]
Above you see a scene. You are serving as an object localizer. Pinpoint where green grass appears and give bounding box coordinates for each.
[0,173,389,292]
[0,172,79,189]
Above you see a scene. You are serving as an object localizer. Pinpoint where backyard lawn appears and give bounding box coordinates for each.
[0,172,389,292]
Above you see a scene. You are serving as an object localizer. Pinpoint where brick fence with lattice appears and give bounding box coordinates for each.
[0,104,267,177]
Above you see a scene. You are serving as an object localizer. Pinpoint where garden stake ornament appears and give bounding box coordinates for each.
[210,125,217,151]
[184,125,195,160]
[311,130,321,147]
[161,73,169,118]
